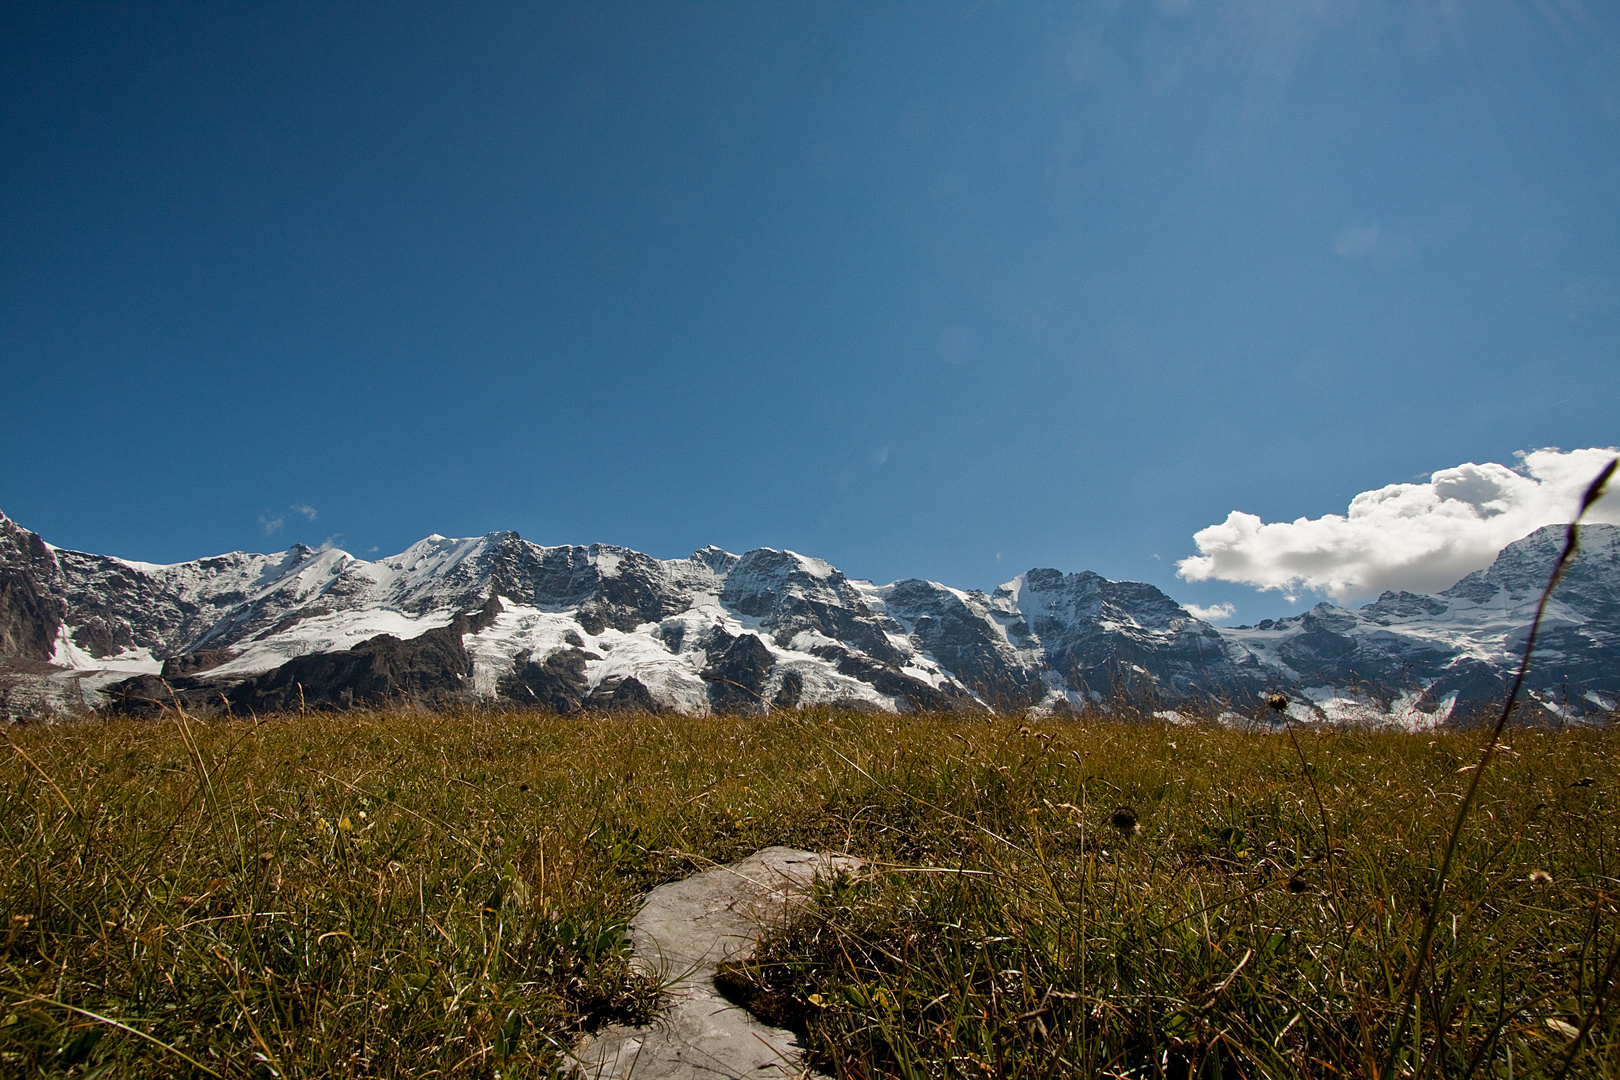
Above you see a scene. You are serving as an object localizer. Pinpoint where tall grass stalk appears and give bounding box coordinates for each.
[1390,457,1618,1074]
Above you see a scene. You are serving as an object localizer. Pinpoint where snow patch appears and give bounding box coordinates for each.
[49,626,160,675]
[207,609,460,677]
[786,551,835,579]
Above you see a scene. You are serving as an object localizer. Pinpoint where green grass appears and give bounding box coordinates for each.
[2,705,1617,1077]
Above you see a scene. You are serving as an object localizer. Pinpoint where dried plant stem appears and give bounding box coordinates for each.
[1284,721,1339,899]
[1392,456,1617,1065]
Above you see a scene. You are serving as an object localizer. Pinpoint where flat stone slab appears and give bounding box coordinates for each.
[571,846,861,1079]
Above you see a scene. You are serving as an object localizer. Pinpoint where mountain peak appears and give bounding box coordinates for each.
[689,545,739,574]
[1443,522,1620,606]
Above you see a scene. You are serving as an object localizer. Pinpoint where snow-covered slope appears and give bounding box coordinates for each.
[2,510,1614,724]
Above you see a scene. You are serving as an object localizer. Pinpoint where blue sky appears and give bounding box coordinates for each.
[2,2,1616,623]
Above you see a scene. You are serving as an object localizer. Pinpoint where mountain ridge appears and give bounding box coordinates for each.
[1,509,1614,726]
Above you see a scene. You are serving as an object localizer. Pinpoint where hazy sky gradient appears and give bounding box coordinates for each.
[2,2,1616,621]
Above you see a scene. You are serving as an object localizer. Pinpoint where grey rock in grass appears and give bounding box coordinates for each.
[572,846,860,1080]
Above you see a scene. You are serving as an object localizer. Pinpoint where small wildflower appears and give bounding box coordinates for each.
[1266,693,1289,713]
[1529,869,1554,886]
[338,816,352,832]
[807,993,825,1008]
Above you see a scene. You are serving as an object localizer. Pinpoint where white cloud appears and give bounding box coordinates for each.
[1333,222,1414,264]
[1183,601,1236,622]
[1334,225,1380,257]
[1177,447,1620,603]
[260,504,316,538]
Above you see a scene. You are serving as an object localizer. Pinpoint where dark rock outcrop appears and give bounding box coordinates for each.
[702,632,775,713]
[772,669,804,708]
[101,673,227,719]
[161,649,235,678]
[497,648,592,713]
[226,623,473,713]
[0,514,65,662]
[587,676,660,713]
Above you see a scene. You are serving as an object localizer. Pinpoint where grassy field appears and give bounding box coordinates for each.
[1,705,1616,1078]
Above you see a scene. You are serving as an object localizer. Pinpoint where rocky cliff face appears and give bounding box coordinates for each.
[1,509,1614,725]
[0,515,65,662]
[998,569,1267,703]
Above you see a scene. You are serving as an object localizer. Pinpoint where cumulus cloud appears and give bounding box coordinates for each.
[1183,602,1236,622]
[1334,225,1380,257]
[1177,448,1620,603]
[260,504,317,538]
[1333,222,1414,264]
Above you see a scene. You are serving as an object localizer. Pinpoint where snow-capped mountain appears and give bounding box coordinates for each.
[1,509,1614,725]
[1222,523,1620,722]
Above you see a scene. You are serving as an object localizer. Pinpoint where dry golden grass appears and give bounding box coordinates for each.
[1,704,1616,1077]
